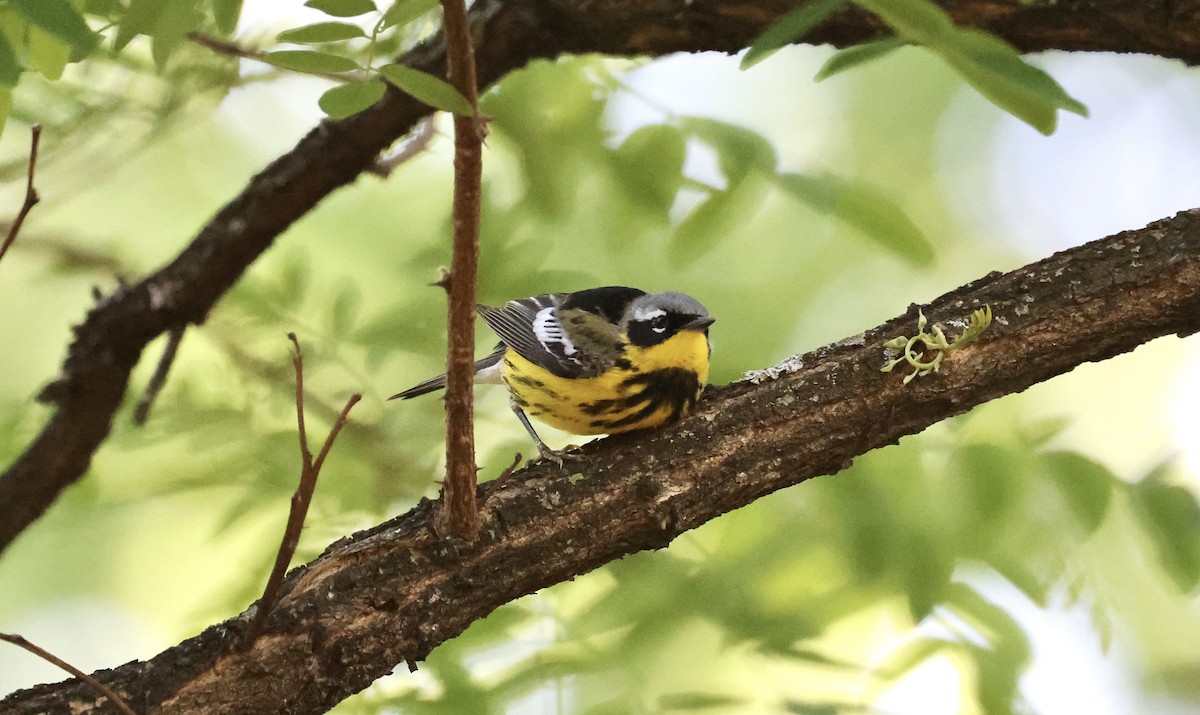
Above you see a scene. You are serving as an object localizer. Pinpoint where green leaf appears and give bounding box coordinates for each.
[815,36,908,81]
[113,0,164,51]
[1040,451,1114,533]
[30,26,72,80]
[940,28,1087,135]
[670,178,769,268]
[610,124,687,213]
[264,50,360,74]
[319,79,386,118]
[1129,477,1200,591]
[0,87,11,139]
[873,636,948,679]
[657,692,748,711]
[742,0,847,70]
[305,0,377,17]
[380,0,438,30]
[853,0,1087,134]
[10,0,99,52]
[681,117,776,184]
[991,558,1050,607]
[0,31,22,86]
[774,172,934,265]
[277,21,367,44]
[947,582,1030,656]
[852,0,953,37]
[86,0,120,17]
[902,533,954,620]
[378,62,472,115]
[782,702,841,715]
[213,0,244,34]
[954,444,1025,526]
[949,584,1030,715]
[1017,415,1071,448]
[149,0,204,69]
[329,283,362,336]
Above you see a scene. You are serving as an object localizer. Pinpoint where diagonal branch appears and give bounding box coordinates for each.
[131,325,186,425]
[4,208,1198,715]
[0,0,1197,552]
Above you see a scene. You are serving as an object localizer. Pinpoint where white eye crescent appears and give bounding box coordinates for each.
[651,315,668,333]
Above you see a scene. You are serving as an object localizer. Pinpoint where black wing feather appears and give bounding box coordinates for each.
[477,293,587,377]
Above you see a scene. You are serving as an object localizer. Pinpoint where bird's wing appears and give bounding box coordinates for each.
[477,293,593,378]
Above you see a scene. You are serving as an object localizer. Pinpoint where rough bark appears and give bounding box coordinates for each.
[2,0,1200,553]
[4,208,1199,714]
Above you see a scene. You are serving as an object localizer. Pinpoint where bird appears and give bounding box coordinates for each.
[390,286,715,465]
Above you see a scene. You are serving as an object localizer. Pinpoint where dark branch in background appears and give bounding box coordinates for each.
[438,0,486,539]
[132,326,185,425]
[0,0,1196,553]
[0,633,135,715]
[243,334,361,645]
[0,124,43,269]
[5,209,1199,715]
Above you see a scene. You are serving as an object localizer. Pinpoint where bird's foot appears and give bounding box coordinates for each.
[533,443,583,469]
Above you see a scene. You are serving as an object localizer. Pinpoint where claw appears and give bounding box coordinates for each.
[531,443,583,468]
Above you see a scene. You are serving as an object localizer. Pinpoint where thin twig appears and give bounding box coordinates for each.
[242,335,361,646]
[186,31,264,60]
[0,125,43,269]
[0,632,137,715]
[498,452,523,480]
[439,0,485,540]
[313,393,361,476]
[289,333,314,470]
[369,118,439,177]
[132,326,186,425]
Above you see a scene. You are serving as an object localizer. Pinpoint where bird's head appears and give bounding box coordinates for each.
[622,291,714,348]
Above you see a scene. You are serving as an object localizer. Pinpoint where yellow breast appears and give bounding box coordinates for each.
[501,331,710,435]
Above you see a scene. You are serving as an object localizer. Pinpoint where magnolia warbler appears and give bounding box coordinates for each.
[390,286,714,464]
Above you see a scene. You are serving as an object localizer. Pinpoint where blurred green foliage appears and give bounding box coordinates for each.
[0,3,1199,715]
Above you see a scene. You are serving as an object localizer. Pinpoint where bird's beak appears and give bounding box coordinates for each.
[683,315,715,331]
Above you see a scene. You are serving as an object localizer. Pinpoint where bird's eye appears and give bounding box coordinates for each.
[650,315,669,333]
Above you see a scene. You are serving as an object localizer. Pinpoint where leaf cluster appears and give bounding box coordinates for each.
[743,0,1087,134]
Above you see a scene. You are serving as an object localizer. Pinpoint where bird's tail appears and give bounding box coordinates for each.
[388,374,448,400]
[388,344,505,400]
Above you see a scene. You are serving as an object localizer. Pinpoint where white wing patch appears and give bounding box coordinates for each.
[533,306,578,356]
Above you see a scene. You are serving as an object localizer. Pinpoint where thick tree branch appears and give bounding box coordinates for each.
[4,209,1198,714]
[0,0,1196,554]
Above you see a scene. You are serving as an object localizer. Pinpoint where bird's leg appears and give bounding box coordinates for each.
[509,401,579,468]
